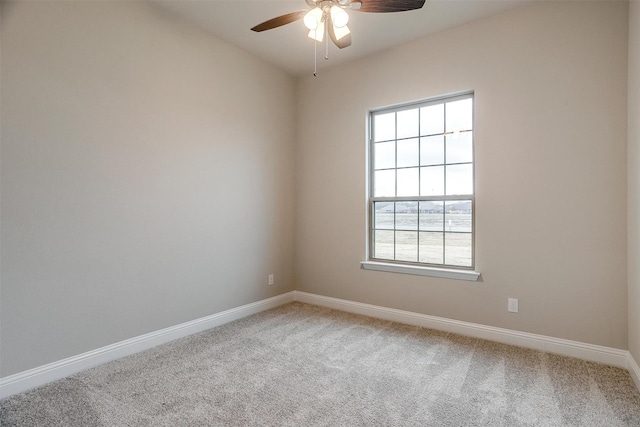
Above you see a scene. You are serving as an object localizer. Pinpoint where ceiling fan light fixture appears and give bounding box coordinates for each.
[330,5,349,28]
[304,7,323,30]
[251,0,426,75]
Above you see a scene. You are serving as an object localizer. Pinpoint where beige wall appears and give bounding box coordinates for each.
[0,1,296,376]
[629,0,640,363]
[295,1,629,349]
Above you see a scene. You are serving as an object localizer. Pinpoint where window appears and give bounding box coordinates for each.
[366,92,475,276]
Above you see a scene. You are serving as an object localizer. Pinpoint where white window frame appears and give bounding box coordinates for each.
[361,92,480,281]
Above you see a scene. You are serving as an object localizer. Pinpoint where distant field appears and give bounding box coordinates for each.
[373,213,472,266]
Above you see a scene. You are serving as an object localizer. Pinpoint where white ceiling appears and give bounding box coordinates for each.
[153,0,534,77]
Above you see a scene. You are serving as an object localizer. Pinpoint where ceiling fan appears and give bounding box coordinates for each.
[251,0,427,51]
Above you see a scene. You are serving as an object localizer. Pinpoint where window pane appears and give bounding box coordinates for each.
[374,169,395,197]
[445,201,472,233]
[374,141,395,170]
[419,232,443,264]
[445,164,473,195]
[445,232,472,267]
[396,201,418,230]
[397,138,419,168]
[373,230,394,259]
[374,112,395,142]
[446,98,472,133]
[419,201,444,231]
[421,104,444,136]
[420,135,444,166]
[373,202,394,230]
[397,167,419,197]
[396,231,418,262]
[446,131,472,164]
[420,165,444,196]
[397,108,419,139]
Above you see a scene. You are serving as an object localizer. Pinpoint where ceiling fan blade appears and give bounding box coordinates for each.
[355,0,425,13]
[251,10,308,32]
[328,21,352,49]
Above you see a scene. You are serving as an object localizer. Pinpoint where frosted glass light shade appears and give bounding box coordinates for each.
[304,7,322,30]
[308,20,325,42]
[333,24,350,41]
[330,6,349,28]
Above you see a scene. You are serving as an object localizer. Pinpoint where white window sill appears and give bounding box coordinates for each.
[360,261,480,282]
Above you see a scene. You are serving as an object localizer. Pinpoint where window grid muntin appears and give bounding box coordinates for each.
[370,198,474,268]
[369,92,474,269]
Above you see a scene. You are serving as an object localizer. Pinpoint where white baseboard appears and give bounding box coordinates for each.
[293,291,630,370]
[629,353,640,392]
[0,292,295,399]
[3,290,637,400]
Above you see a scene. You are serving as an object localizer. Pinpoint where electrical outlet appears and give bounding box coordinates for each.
[268,274,274,285]
[508,298,519,313]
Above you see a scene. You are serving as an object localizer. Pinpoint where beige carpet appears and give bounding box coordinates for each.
[1,302,639,426]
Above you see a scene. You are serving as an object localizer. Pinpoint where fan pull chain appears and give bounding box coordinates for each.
[313,35,318,77]
[325,31,329,60]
